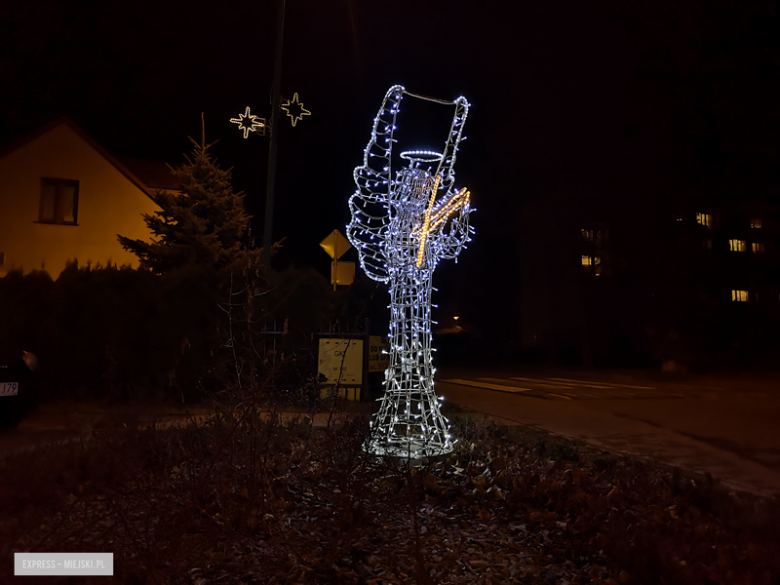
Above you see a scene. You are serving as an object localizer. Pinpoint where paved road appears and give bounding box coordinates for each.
[436,368,780,498]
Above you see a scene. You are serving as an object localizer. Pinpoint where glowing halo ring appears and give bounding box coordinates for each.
[400,150,444,164]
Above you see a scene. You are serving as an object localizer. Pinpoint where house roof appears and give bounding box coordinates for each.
[118,157,182,192]
[0,117,165,201]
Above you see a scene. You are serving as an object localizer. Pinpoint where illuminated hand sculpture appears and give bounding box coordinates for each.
[347,86,474,458]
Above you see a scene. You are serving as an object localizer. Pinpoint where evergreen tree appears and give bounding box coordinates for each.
[118,139,256,274]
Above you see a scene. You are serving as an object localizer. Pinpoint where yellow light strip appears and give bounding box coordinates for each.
[427,187,470,232]
[416,175,441,267]
[412,186,471,237]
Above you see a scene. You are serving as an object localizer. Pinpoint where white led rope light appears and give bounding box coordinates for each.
[400,150,445,163]
[347,85,475,460]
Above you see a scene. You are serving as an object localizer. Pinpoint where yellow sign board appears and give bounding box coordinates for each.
[331,260,355,286]
[368,335,390,372]
[319,229,352,260]
[318,338,363,384]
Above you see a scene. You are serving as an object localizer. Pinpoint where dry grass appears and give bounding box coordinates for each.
[2,403,780,584]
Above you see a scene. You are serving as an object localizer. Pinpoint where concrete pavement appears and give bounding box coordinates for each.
[436,369,780,498]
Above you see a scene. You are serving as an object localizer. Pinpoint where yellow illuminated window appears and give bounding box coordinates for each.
[729,239,746,252]
[581,255,595,266]
[731,290,748,302]
[581,255,601,267]
[752,243,765,253]
[696,213,712,227]
[39,178,79,225]
[581,229,594,242]
[751,219,762,229]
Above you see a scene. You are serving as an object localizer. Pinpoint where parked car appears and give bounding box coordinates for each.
[0,347,39,426]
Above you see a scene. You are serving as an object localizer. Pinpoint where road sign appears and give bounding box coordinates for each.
[321,229,354,290]
[318,338,363,401]
[368,335,390,372]
[332,260,355,286]
[320,229,351,260]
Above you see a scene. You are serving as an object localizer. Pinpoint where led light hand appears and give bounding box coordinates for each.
[413,184,472,267]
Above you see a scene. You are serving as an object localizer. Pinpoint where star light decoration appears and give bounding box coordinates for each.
[281,92,311,127]
[347,85,474,460]
[230,106,267,138]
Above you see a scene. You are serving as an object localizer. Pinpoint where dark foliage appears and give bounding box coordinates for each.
[0,262,219,403]
[0,260,338,404]
[118,139,257,275]
[2,414,779,584]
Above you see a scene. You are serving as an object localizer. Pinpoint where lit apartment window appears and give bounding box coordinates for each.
[582,254,601,266]
[696,213,712,227]
[581,229,594,242]
[729,239,746,252]
[732,290,748,302]
[39,178,79,225]
[751,219,762,229]
[752,243,765,253]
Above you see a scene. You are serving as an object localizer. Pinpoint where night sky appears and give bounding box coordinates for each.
[3,0,779,338]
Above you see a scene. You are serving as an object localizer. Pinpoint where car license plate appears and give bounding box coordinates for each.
[0,382,19,396]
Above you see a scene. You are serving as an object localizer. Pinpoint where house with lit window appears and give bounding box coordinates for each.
[688,204,776,307]
[0,118,169,278]
[519,193,780,368]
